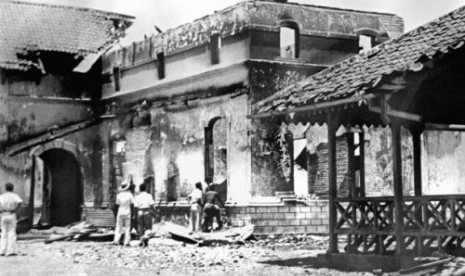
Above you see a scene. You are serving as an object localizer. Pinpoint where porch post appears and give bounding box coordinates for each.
[29,156,36,229]
[411,126,424,254]
[392,121,405,254]
[327,113,339,253]
[347,132,356,198]
[359,132,366,197]
[412,127,423,196]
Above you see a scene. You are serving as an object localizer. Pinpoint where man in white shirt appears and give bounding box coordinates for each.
[188,182,203,234]
[0,182,23,256]
[113,181,134,246]
[134,183,155,247]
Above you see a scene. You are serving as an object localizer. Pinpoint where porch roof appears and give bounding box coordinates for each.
[251,5,465,119]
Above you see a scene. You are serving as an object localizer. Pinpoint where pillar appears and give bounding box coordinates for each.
[327,113,339,253]
[359,132,366,197]
[412,127,423,196]
[392,121,405,254]
[347,132,356,198]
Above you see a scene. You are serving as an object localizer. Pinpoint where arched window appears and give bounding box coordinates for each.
[280,21,299,59]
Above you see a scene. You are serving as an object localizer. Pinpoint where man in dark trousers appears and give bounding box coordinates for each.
[202,184,224,232]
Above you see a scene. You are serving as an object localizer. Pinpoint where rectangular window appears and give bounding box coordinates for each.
[359,35,373,53]
[157,52,165,79]
[210,34,220,65]
[113,67,120,92]
[280,26,297,59]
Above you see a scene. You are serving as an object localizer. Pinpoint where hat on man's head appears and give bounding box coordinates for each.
[119,181,130,191]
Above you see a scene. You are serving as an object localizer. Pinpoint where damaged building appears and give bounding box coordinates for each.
[0,0,134,229]
[100,0,403,233]
[253,3,465,269]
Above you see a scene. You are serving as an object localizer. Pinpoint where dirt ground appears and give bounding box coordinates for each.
[0,235,375,276]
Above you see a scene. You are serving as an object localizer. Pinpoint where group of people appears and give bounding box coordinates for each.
[113,177,156,247]
[187,181,224,233]
[113,177,225,246]
[0,177,225,255]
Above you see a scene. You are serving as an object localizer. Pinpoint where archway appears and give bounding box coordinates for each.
[39,149,83,226]
[205,117,228,202]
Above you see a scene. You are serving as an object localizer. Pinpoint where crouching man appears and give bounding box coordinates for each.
[0,182,23,256]
[202,184,223,232]
[113,181,134,246]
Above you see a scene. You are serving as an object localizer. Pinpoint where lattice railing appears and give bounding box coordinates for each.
[334,195,465,254]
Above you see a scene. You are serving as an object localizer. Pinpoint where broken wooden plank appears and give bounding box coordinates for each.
[44,234,75,244]
[399,257,453,275]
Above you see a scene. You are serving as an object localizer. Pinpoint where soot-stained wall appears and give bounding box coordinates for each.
[249,63,322,197]
[118,91,251,203]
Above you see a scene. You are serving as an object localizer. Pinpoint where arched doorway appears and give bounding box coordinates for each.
[205,117,228,202]
[39,149,83,226]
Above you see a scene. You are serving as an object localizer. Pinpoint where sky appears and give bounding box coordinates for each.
[21,0,465,45]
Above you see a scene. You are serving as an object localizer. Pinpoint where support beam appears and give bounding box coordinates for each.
[391,121,405,254]
[327,113,339,253]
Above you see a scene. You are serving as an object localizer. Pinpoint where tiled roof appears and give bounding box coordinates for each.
[0,0,134,71]
[254,5,465,116]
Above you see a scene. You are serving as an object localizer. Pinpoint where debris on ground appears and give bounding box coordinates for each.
[19,220,255,246]
[145,221,255,245]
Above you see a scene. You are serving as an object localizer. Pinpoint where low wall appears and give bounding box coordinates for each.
[82,200,330,235]
[227,201,329,234]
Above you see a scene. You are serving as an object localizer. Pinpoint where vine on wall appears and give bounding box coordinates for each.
[276,122,292,182]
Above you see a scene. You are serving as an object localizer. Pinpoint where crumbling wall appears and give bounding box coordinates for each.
[249,63,319,197]
[422,130,465,195]
[0,71,94,146]
[364,126,413,196]
[119,91,250,203]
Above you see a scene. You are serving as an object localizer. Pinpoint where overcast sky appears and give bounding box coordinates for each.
[22,0,465,44]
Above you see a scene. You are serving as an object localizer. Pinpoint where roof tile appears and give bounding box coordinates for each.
[0,0,134,71]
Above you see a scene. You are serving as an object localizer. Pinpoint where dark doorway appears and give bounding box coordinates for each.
[205,117,228,202]
[40,149,83,226]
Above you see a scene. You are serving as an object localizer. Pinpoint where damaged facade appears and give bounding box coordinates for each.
[0,0,134,229]
[100,0,403,233]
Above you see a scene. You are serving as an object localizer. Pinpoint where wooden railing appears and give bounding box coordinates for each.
[334,195,465,255]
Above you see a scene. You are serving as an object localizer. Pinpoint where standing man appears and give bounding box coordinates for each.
[134,183,156,247]
[202,184,224,232]
[188,182,203,234]
[0,183,23,256]
[113,181,134,246]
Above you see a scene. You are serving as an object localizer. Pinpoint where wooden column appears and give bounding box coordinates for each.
[412,128,423,196]
[391,121,405,254]
[29,157,36,229]
[359,133,366,197]
[327,113,339,253]
[347,132,356,198]
[411,126,424,254]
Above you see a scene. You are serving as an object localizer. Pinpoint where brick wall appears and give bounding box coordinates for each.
[308,135,349,198]
[85,201,330,235]
[227,201,329,234]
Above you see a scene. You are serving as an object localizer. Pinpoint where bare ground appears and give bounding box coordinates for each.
[0,235,374,276]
